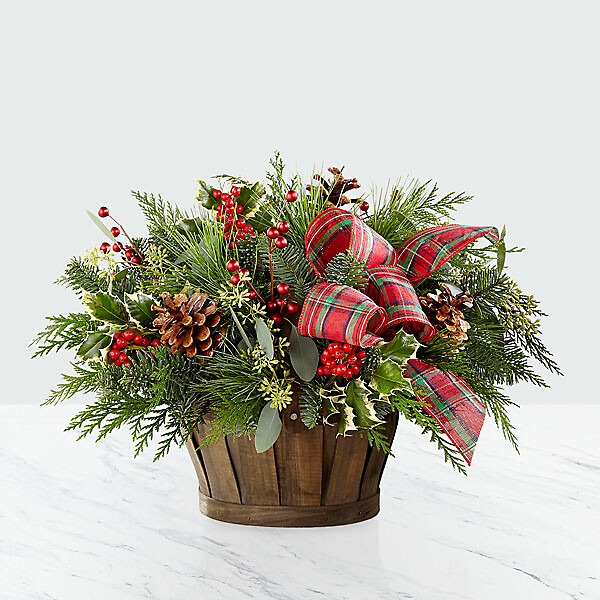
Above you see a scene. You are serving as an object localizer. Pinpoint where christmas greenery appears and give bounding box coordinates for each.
[32,154,560,472]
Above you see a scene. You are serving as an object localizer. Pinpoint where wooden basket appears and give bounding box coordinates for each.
[185,404,398,528]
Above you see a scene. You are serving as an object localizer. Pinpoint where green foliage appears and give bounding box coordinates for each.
[323,251,368,291]
[56,258,110,297]
[368,180,471,247]
[298,381,323,428]
[257,234,317,302]
[31,313,98,358]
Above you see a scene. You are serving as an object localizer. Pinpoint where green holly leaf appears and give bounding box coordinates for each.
[82,292,130,325]
[77,331,112,362]
[337,403,358,436]
[344,379,383,429]
[254,403,282,453]
[288,327,319,382]
[372,360,413,396]
[378,330,419,364]
[125,293,157,328]
[196,180,219,209]
[175,217,202,236]
[237,181,266,214]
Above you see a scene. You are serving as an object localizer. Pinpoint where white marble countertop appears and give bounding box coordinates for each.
[1,405,598,600]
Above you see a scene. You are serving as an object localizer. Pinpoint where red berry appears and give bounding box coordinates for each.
[329,343,341,352]
[223,232,232,241]
[266,227,280,239]
[236,204,244,214]
[276,283,289,295]
[247,290,257,299]
[109,349,120,360]
[116,337,128,349]
[221,193,231,202]
[235,231,246,240]
[350,365,360,375]
[356,350,366,359]
[360,201,369,212]
[267,300,277,311]
[141,337,151,347]
[334,350,344,360]
[286,301,299,314]
[230,186,241,197]
[236,218,246,228]
[226,199,235,208]
[317,366,326,376]
[212,189,222,200]
[271,313,283,325]
[342,343,355,354]
[274,236,288,248]
[231,274,241,285]
[343,369,353,379]
[131,256,141,264]
[334,365,344,375]
[113,333,122,341]
[112,243,121,252]
[240,268,250,277]
[134,334,143,345]
[285,190,298,202]
[226,259,239,272]
[216,213,226,222]
[321,353,330,364]
[110,227,120,237]
[225,207,235,215]
[244,225,254,234]
[276,221,291,233]
[276,297,285,308]
[118,352,128,363]
[151,339,161,348]
[355,359,363,367]
[122,330,135,341]
[123,359,133,368]
[99,242,110,253]
[98,206,109,218]
[347,355,358,365]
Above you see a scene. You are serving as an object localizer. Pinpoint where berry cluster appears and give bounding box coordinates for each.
[265,282,299,325]
[214,186,255,246]
[108,329,161,368]
[97,206,143,264]
[226,258,257,299]
[317,342,367,379]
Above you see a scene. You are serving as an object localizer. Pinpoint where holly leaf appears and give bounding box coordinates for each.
[372,360,413,396]
[288,327,319,382]
[175,217,202,236]
[378,330,419,364]
[82,292,130,325]
[344,379,383,429]
[254,403,282,453]
[86,210,118,243]
[337,403,358,436]
[255,318,274,360]
[77,331,112,362]
[196,180,219,209]
[125,292,157,328]
[237,181,266,214]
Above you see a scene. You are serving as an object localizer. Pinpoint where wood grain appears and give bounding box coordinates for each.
[184,433,210,497]
[227,434,279,506]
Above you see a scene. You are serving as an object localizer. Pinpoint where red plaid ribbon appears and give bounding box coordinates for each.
[298,207,496,463]
[404,359,486,465]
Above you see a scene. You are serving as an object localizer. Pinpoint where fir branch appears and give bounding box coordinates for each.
[56,258,110,297]
[323,251,368,291]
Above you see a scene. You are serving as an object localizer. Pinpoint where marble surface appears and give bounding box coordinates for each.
[1,405,598,600]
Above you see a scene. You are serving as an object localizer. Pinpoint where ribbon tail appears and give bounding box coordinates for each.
[396,225,500,285]
[404,359,485,465]
[298,282,387,347]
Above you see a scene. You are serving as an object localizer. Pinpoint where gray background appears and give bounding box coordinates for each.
[2,1,598,405]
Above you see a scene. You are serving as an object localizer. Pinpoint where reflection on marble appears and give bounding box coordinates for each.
[1,405,598,599]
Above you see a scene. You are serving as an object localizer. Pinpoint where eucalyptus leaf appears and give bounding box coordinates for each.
[82,292,130,325]
[288,327,319,381]
[497,240,506,274]
[255,318,274,360]
[125,292,156,327]
[86,210,118,243]
[77,331,112,361]
[230,307,252,350]
[254,403,282,453]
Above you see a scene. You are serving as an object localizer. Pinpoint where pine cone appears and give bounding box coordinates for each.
[306,166,361,206]
[152,292,226,358]
[420,284,473,342]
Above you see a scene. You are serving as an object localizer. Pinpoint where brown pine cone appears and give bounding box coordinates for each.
[152,292,226,358]
[420,284,473,342]
[306,166,361,206]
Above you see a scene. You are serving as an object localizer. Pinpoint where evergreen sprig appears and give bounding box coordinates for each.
[31,313,97,358]
[324,251,368,291]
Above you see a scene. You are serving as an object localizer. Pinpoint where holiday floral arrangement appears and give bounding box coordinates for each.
[32,154,560,473]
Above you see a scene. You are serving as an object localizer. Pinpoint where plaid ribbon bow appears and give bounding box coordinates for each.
[297,207,499,464]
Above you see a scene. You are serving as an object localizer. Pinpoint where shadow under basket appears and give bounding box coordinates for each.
[185,406,399,528]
